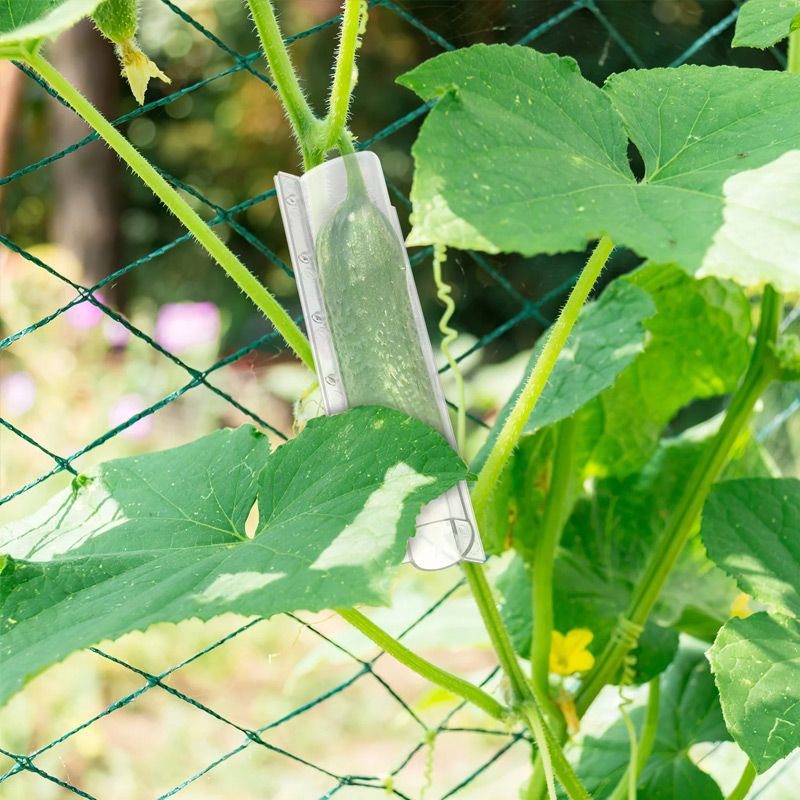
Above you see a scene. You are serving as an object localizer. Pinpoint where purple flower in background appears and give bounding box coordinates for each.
[109,394,153,440]
[155,302,220,353]
[65,293,105,329]
[1,371,36,415]
[103,318,130,348]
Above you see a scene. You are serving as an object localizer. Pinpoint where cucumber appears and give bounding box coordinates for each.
[92,0,169,105]
[93,0,138,44]
[315,158,443,434]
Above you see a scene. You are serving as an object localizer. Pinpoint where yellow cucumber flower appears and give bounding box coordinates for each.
[549,628,595,676]
[118,39,170,105]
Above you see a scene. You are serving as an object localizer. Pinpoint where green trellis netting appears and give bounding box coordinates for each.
[0,1,797,797]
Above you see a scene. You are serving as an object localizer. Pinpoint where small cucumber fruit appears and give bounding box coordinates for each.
[315,159,443,433]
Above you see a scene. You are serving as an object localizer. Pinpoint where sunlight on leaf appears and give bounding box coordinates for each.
[0,407,466,707]
[0,0,102,47]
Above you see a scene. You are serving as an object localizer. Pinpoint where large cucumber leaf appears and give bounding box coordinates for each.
[572,645,729,799]
[702,478,800,618]
[0,0,102,49]
[472,279,655,474]
[498,429,766,680]
[0,406,466,707]
[704,478,800,772]
[733,0,800,48]
[399,46,800,291]
[579,264,751,478]
[709,613,800,773]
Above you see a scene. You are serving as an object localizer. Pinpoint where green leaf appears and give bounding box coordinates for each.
[497,554,678,685]
[498,425,767,679]
[580,264,751,477]
[0,407,466,707]
[400,45,800,289]
[733,0,800,48]
[0,0,102,48]
[574,644,729,799]
[476,267,751,559]
[472,279,655,474]
[399,46,633,256]
[701,478,800,618]
[709,612,800,772]
[481,427,559,559]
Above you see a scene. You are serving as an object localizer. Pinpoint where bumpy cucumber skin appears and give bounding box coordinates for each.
[316,194,443,434]
[93,0,138,44]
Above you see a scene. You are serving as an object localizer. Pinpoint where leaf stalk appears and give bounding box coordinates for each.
[725,760,757,800]
[470,235,614,518]
[530,417,577,719]
[22,46,315,369]
[335,607,508,721]
[575,285,782,715]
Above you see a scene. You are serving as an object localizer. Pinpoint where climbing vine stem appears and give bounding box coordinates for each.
[336,607,508,721]
[246,0,323,167]
[324,0,367,150]
[22,46,315,370]
[460,237,614,799]
[576,285,782,715]
[725,761,757,800]
[470,235,614,518]
[530,416,577,717]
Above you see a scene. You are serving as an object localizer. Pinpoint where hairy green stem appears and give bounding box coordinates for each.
[336,607,508,721]
[463,237,613,800]
[462,563,531,702]
[324,0,364,150]
[461,563,589,800]
[576,286,782,714]
[608,677,660,800]
[520,703,592,800]
[725,760,757,800]
[521,703,557,800]
[246,0,323,166]
[23,47,314,369]
[789,27,800,74]
[470,236,614,518]
[531,417,577,714]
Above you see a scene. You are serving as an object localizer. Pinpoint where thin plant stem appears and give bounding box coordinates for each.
[23,47,315,369]
[246,0,323,167]
[520,703,592,800]
[725,760,757,800]
[432,244,467,451]
[576,285,782,715]
[324,0,365,150]
[461,237,614,799]
[461,563,589,800]
[470,236,614,518]
[336,607,508,721]
[530,417,577,717]
[636,678,660,774]
[462,562,531,703]
[789,27,800,74]
[608,677,660,800]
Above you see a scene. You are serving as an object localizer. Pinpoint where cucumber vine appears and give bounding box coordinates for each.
[2,3,799,799]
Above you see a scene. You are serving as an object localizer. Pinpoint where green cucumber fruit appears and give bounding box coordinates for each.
[93,0,138,44]
[315,159,443,434]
